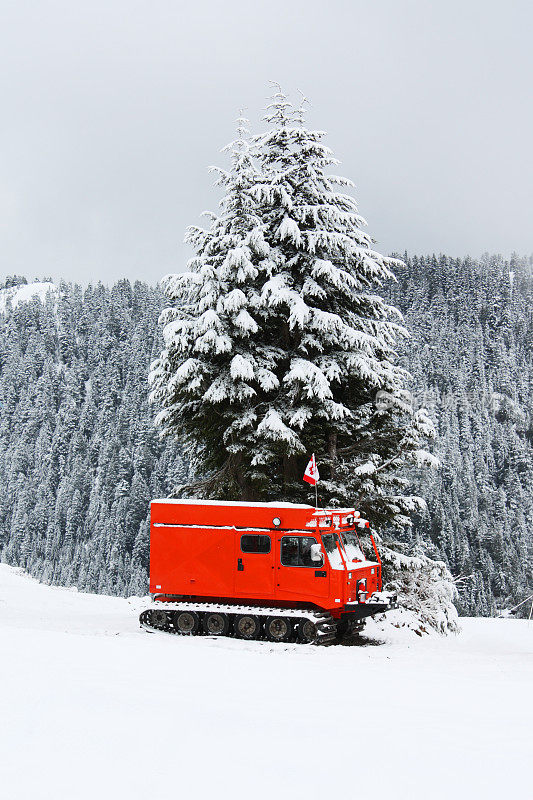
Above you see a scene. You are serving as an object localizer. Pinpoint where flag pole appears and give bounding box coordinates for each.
[313,452,318,508]
[303,453,320,509]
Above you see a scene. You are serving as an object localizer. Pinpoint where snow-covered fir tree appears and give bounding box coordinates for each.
[151,90,437,532]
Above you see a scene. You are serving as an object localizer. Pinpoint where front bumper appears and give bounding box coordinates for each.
[342,591,398,622]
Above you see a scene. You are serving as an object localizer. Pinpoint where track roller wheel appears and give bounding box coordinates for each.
[233,614,261,640]
[265,616,291,643]
[297,618,318,644]
[173,610,200,635]
[150,609,169,629]
[202,612,230,637]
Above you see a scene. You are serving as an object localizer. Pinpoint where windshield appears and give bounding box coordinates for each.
[321,533,345,570]
[341,531,365,562]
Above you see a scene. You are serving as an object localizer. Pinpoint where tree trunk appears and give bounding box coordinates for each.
[283,454,299,486]
[230,453,255,501]
[328,430,337,480]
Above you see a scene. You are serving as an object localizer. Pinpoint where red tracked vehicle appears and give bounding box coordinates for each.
[140,499,397,644]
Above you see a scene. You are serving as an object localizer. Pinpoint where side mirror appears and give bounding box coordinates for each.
[310,543,323,563]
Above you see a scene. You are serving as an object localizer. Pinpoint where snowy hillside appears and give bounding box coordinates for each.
[0,281,56,312]
[1,565,530,800]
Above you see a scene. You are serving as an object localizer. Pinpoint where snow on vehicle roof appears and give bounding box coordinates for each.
[312,508,356,516]
[151,499,317,508]
[151,499,358,515]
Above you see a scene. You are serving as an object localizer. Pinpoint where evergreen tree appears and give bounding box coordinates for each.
[150,91,437,529]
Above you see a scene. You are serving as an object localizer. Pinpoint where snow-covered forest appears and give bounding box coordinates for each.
[387,254,533,615]
[0,279,189,597]
[0,254,531,615]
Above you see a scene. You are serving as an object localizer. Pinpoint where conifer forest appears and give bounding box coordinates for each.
[0,253,531,616]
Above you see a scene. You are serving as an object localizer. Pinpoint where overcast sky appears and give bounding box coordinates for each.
[1,0,531,285]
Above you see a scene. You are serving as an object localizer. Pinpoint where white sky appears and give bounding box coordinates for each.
[1,0,531,285]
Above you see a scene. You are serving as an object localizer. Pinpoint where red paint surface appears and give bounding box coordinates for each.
[150,500,381,614]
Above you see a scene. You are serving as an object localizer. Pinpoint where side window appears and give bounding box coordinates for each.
[281,536,321,567]
[240,534,271,554]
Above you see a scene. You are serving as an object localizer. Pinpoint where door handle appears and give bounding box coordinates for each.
[237,558,244,571]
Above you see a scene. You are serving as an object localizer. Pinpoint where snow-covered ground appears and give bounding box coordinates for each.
[0,281,56,312]
[0,564,530,800]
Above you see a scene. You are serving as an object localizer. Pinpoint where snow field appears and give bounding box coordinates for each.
[0,564,530,800]
[0,281,56,312]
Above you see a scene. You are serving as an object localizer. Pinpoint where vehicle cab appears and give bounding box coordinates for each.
[306,509,382,611]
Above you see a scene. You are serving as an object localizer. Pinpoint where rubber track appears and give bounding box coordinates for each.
[139,603,337,645]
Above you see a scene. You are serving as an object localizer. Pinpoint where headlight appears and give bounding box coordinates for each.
[356,579,367,601]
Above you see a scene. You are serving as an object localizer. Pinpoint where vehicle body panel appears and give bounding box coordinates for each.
[150,499,382,617]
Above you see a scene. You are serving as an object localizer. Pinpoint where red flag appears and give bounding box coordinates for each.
[303,453,320,486]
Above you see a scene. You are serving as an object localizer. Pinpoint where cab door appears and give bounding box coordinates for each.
[234,531,275,599]
[275,535,330,603]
